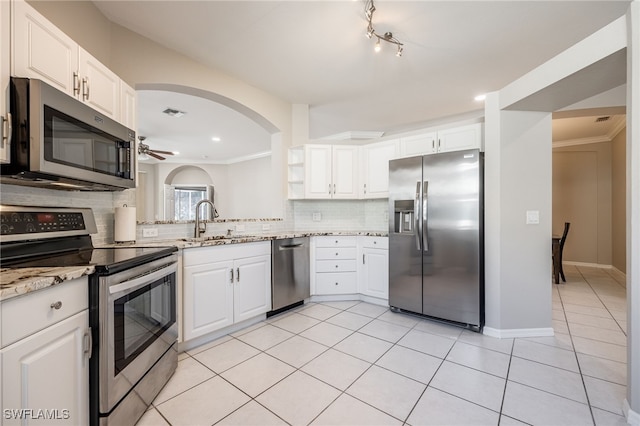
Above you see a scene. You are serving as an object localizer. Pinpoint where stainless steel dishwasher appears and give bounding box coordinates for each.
[269,237,310,315]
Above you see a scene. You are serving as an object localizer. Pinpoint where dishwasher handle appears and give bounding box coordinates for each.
[278,243,304,250]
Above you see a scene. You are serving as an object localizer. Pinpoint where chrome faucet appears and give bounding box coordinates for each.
[194,199,217,238]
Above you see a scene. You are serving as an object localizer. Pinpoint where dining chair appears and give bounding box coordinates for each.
[557,222,571,282]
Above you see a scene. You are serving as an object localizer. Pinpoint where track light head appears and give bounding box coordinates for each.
[364,0,404,57]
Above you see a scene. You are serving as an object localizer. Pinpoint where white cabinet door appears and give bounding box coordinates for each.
[437,124,482,153]
[360,141,397,198]
[305,144,332,198]
[1,0,10,164]
[78,47,120,120]
[183,260,234,340]
[233,254,271,323]
[331,145,358,199]
[12,0,78,96]
[1,310,89,426]
[399,133,437,157]
[360,247,389,300]
[120,81,137,130]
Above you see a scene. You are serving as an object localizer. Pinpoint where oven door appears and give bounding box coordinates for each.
[99,255,178,413]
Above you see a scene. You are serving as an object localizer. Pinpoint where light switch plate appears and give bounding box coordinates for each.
[526,210,540,225]
[262,224,270,231]
[312,212,321,222]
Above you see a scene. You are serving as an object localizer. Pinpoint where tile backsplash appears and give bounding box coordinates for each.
[0,184,135,246]
[1,184,389,244]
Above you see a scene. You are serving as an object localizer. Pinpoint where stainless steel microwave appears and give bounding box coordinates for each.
[0,77,135,191]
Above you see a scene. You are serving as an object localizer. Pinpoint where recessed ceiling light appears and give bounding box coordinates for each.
[211,137,221,142]
[474,94,486,102]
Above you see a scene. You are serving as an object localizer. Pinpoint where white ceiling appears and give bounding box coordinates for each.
[137,90,271,164]
[92,1,630,162]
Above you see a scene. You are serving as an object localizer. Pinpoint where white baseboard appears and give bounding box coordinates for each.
[309,294,389,307]
[483,326,554,339]
[611,266,627,279]
[564,261,613,269]
[624,399,640,425]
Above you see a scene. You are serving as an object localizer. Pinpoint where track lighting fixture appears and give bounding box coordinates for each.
[365,0,404,57]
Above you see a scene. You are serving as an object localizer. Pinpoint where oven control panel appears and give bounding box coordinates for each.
[1,211,86,235]
[0,206,97,241]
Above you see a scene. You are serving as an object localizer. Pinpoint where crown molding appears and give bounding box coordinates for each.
[552,135,611,148]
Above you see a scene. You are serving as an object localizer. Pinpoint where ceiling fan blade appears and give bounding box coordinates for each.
[148,151,166,160]
[150,149,175,155]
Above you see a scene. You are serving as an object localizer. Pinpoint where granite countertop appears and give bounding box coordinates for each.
[0,231,387,303]
[0,266,95,302]
[115,230,388,249]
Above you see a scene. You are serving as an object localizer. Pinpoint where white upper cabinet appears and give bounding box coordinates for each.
[397,123,483,158]
[1,0,10,164]
[120,81,137,130]
[437,123,482,153]
[78,47,120,120]
[360,140,397,199]
[331,145,359,199]
[11,0,134,127]
[12,0,78,94]
[294,144,358,199]
[399,132,437,157]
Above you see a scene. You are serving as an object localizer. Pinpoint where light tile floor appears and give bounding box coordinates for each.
[138,265,628,425]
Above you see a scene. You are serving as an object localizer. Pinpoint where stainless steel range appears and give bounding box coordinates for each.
[0,205,178,426]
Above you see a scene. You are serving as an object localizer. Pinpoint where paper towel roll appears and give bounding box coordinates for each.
[114,206,137,242]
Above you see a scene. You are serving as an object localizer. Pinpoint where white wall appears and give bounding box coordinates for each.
[226,157,272,219]
[484,105,553,335]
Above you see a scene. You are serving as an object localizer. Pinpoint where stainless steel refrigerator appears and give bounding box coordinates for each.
[388,149,484,330]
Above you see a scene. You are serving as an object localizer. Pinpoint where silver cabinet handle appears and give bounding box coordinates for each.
[50,301,62,310]
[230,269,234,283]
[236,267,240,282]
[328,184,332,195]
[82,77,90,101]
[1,112,11,147]
[84,328,93,359]
[333,184,336,194]
[364,183,367,194]
[363,254,366,264]
[73,72,81,96]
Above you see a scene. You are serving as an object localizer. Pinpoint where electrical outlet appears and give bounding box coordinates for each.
[312,212,321,222]
[142,228,159,237]
[262,224,270,231]
[235,224,245,232]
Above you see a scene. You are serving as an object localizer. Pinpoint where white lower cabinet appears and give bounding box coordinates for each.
[182,242,271,341]
[1,278,90,426]
[312,236,358,295]
[358,236,389,300]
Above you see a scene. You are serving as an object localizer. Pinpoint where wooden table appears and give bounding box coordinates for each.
[552,235,561,284]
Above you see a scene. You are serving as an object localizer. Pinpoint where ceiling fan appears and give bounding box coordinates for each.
[137,136,174,161]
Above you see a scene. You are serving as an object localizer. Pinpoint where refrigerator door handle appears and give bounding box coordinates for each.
[415,181,422,251]
[423,180,429,252]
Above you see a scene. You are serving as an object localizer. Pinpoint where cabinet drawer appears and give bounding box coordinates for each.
[314,236,357,248]
[316,259,357,273]
[315,272,357,294]
[1,277,88,348]
[360,236,388,249]
[316,247,357,260]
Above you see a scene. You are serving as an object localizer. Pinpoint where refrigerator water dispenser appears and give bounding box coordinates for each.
[393,200,414,234]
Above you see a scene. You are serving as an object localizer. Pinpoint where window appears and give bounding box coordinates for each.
[166,185,215,220]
